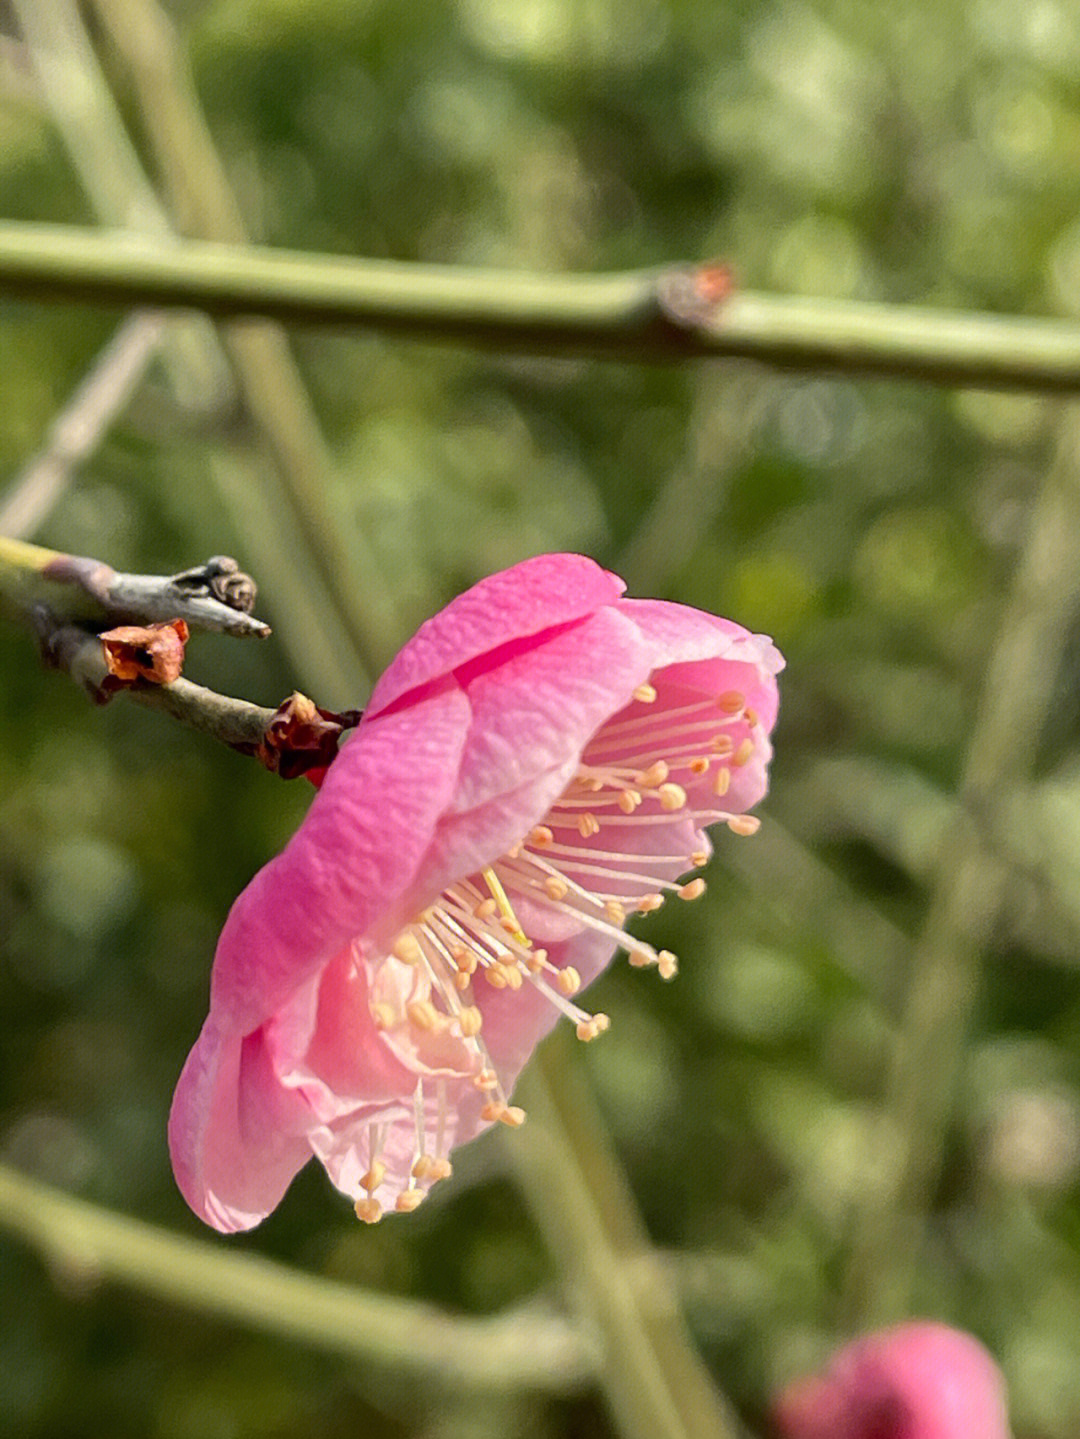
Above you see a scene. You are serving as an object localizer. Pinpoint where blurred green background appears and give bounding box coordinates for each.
[3,0,1080,1434]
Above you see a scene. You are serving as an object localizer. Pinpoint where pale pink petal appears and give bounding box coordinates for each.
[367,553,625,718]
[168,1019,313,1233]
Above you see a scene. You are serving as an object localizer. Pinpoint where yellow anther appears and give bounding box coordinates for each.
[354,1197,382,1224]
[632,683,658,703]
[407,999,440,1032]
[483,964,508,990]
[473,1068,499,1091]
[429,1157,453,1182]
[744,708,758,727]
[480,1100,507,1122]
[458,1005,483,1036]
[578,812,601,838]
[691,849,709,867]
[392,932,424,965]
[500,1106,526,1128]
[370,1002,396,1031]
[637,893,664,913]
[636,761,669,788]
[576,1014,609,1042]
[482,866,528,944]
[728,814,761,836]
[395,1188,425,1213]
[360,1161,386,1192]
[658,951,678,980]
[718,690,746,714]
[617,788,642,814]
[412,1155,435,1180]
[452,946,477,973]
[733,738,755,767]
[710,734,734,756]
[658,783,687,811]
[605,900,626,924]
[474,897,497,920]
[453,970,471,991]
[679,878,706,901]
[544,875,569,900]
[530,826,554,848]
[713,767,731,797]
[526,952,546,974]
[556,966,581,996]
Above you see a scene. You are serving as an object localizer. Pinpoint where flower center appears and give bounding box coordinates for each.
[354,682,763,1222]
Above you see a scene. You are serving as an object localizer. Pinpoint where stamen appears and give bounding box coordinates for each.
[354,1197,382,1223]
[632,683,657,703]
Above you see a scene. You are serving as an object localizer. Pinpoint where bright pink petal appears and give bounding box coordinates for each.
[209,686,471,1033]
[366,553,625,718]
[772,1322,1011,1439]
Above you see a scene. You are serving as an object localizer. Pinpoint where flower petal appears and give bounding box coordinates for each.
[366,553,625,718]
[209,685,471,1033]
[168,1018,312,1233]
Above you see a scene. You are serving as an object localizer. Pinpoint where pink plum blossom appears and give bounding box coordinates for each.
[771,1322,1011,1439]
[169,553,783,1230]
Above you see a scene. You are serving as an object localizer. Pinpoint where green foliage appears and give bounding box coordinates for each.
[3,0,1080,1435]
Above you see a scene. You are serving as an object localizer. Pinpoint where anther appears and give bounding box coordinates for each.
[473,1068,499,1091]
[657,951,678,980]
[658,783,687,811]
[480,1100,507,1122]
[474,897,497,920]
[530,826,554,847]
[354,1197,382,1224]
[395,1188,425,1213]
[636,761,669,788]
[718,690,746,713]
[429,1158,453,1181]
[689,757,710,775]
[392,933,423,965]
[617,788,641,814]
[578,812,601,837]
[371,1002,396,1030]
[691,849,709,867]
[632,683,658,703]
[484,965,508,990]
[407,999,439,1032]
[728,814,761,836]
[502,963,523,991]
[733,738,754,767]
[458,1005,483,1036]
[713,767,731,797]
[576,1013,610,1042]
[556,966,582,996]
[744,708,758,727]
[499,1106,526,1127]
[412,1155,435,1180]
[605,900,626,923]
[638,893,664,912]
[679,878,706,901]
[544,875,569,900]
[360,1161,386,1192]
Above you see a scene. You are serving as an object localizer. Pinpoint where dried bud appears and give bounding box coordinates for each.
[209,567,257,614]
[256,692,361,780]
[100,619,189,688]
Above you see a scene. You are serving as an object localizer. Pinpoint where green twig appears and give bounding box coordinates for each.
[843,404,1080,1325]
[0,1163,594,1395]
[511,1038,745,1439]
[3,220,1080,390]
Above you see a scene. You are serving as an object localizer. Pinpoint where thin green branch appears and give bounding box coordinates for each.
[0,1163,594,1395]
[511,1039,746,1439]
[2,221,1080,388]
[843,404,1080,1326]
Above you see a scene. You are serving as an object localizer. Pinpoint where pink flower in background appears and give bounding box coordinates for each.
[771,1322,1011,1439]
[169,553,782,1230]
